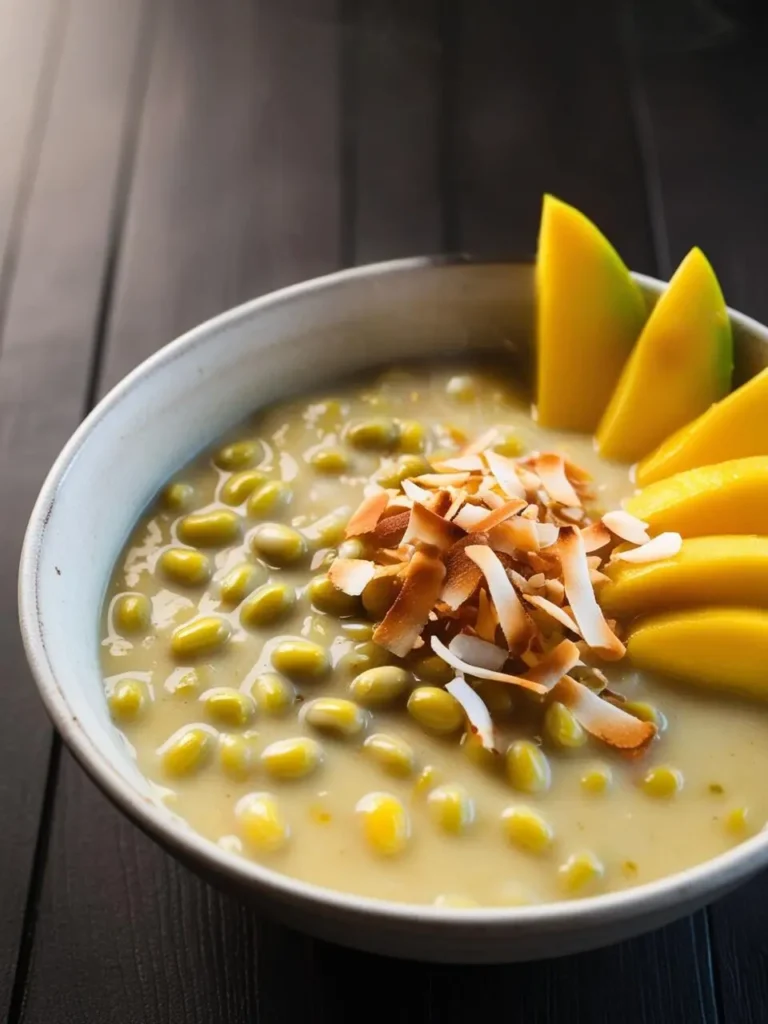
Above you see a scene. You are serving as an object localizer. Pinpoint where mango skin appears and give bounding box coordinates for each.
[536,194,647,432]
[601,535,768,618]
[627,607,768,700]
[637,366,768,486]
[596,247,732,463]
[625,456,768,538]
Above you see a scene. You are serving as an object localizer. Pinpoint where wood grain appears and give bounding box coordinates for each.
[0,0,148,1016]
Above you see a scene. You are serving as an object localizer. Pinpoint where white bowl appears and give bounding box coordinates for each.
[19,258,768,963]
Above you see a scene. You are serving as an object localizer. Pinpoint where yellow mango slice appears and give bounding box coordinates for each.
[627,607,768,699]
[637,367,768,486]
[596,248,732,463]
[625,456,768,537]
[601,535,768,618]
[536,195,647,432]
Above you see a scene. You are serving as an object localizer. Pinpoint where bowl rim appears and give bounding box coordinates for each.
[18,254,768,931]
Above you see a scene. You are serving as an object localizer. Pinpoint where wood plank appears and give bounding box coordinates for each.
[0,0,60,312]
[345,0,442,263]
[0,0,148,1017]
[19,2,342,1021]
[629,24,768,1024]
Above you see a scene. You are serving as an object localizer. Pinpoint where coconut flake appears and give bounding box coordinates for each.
[412,472,470,489]
[470,499,528,533]
[523,639,581,690]
[535,523,559,549]
[432,454,485,473]
[446,677,499,753]
[373,550,445,657]
[602,510,650,546]
[449,633,508,671]
[441,536,485,609]
[614,532,683,564]
[581,522,612,553]
[516,466,542,495]
[464,545,531,648]
[453,503,493,531]
[524,594,583,637]
[430,636,549,695]
[552,675,655,753]
[532,453,581,507]
[488,518,540,555]
[475,587,499,642]
[558,527,625,659]
[328,558,377,596]
[401,502,462,551]
[483,450,526,499]
[371,509,410,547]
[545,578,565,604]
[345,491,389,537]
[401,478,433,504]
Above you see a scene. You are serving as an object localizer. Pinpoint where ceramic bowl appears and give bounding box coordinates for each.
[19,258,768,963]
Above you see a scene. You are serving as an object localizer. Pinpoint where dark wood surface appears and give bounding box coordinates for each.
[2,0,767,1020]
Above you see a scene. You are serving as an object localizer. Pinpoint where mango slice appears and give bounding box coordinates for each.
[625,456,768,537]
[536,195,647,432]
[627,608,768,699]
[596,248,732,463]
[601,536,768,618]
[637,367,768,486]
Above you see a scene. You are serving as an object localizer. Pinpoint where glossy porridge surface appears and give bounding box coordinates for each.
[100,364,768,907]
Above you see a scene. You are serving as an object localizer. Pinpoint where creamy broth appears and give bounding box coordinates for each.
[100,364,768,907]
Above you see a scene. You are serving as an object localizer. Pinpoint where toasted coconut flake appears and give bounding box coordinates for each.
[453,503,494,531]
[373,550,445,657]
[412,472,470,489]
[449,633,508,671]
[446,677,499,753]
[516,466,542,495]
[533,453,581,507]
[590,568,610,585]
[444,492,467,521]
[430,636,549,695]
[528,572,546,589]
[471,499,528,533]
[475,588,499,642]
[328,558,377,596]
[432,454,485,473]
[345,491,389,537]
[480,490,506,510]
[484,450,526,499]
[524,594,582,637]
[465,545,531,648]
[489,518,539,555]
[558,527,625,659]
[371,510,410,547]
[557,506,585,524]
[441,536,485,609]
[552,675,655,753]
[545,578,566,604]
[614,531,683,564]
[462,427,498,455]
[402,502,462,551]
[524,639,581,690]
[401,478,433,504]
[521,504,540,521]
[602,510,650,546]
[535,523,559,548]
[581,522,612,553]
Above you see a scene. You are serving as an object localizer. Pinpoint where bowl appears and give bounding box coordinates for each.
[19,257,768,963]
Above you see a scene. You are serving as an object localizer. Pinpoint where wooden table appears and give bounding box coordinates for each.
[2,1,768,1020]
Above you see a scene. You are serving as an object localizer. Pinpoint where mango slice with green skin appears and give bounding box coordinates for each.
[596,247,732,463]
[536,195,647,432]
[625,456,768,538]
[637,367,768,486]
[627,608,768,700]
[601,535,768,618]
